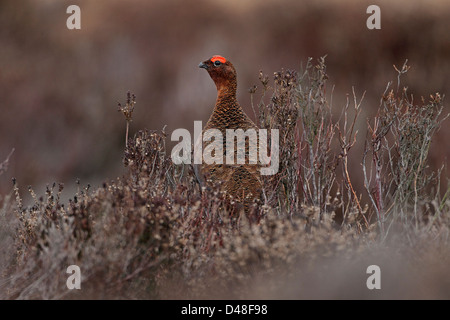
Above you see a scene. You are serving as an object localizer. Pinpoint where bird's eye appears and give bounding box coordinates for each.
[213,60,222,67]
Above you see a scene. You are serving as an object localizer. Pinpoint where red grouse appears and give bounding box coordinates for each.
[195,55,262,211]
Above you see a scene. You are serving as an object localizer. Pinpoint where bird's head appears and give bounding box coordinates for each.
[199,55,237,91]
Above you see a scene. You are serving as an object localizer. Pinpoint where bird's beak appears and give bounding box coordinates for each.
[198,61,208,69]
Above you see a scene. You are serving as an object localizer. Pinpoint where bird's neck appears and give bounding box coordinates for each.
[215,79,238,108]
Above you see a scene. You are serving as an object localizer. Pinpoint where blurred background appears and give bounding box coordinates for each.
[0,0,449,202]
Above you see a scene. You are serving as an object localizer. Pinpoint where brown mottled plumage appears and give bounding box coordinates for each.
[196,55,262,211]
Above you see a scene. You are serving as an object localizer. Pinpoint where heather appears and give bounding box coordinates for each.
[1,57,448,299]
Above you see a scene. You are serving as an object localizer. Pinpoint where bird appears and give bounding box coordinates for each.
[195,55,262,215]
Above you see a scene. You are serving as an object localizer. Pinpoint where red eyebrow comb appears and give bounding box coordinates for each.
[211,55,227,63]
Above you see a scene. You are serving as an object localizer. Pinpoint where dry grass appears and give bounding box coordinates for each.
[0,58,449,299]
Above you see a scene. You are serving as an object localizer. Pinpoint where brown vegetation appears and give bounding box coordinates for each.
[0,57,448,299]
